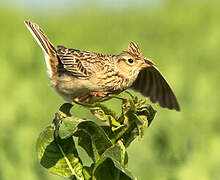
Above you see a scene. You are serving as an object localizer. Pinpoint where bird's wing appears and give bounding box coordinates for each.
[57,45,92,79]
[131,66,180,111]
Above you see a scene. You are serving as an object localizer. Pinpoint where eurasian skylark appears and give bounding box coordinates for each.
[24,20,180,111]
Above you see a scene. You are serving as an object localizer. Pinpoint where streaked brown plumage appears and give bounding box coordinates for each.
[24,20,180,111]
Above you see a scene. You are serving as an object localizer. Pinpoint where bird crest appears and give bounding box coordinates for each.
[128,42,142,57]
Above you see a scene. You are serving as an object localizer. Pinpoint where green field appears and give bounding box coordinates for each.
[1,1,220,179]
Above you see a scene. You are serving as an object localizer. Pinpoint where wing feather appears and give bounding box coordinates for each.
[57,46,92,78]
[131,66,180,111]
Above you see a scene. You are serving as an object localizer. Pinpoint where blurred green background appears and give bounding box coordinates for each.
[1,0,220,179]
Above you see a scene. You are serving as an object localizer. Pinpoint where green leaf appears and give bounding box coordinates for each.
[92,103,118,121]
[58,103,73,117]
[36,93,156,180]
[59,116,84,139]
[75,121,113,162]
[74,100,120,127]
[82,166,93,180]
[36,124,84,179]
[93,144,136,180]
[76,130,94,162]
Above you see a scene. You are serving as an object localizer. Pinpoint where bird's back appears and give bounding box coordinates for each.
[56,45,125,92]
[56,45,115,78]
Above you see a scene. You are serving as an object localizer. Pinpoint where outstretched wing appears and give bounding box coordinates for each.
[57,45,92,79]
[131,66,180,111]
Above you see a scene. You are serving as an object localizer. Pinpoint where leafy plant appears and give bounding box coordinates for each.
[36,92,156,180]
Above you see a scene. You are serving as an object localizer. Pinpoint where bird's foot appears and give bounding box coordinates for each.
[89,91,109,97]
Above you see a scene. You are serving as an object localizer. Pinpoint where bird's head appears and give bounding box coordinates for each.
[116,42,155,78]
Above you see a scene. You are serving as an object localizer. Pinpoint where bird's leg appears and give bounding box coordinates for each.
[89,91,112,103]
[73,100,110,126]
[74,91,109,104]
[73,92,111,126]
[74,94,90,103]
[89,91,109,97]
[72,97,95,109]
[90,92,114,126]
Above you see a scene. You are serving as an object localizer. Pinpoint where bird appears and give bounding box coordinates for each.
[24,20,180,111]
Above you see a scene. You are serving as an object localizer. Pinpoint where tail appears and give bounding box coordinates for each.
[24,20,58,79]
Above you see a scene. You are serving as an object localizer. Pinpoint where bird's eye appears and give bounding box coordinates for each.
[128,58,134,64]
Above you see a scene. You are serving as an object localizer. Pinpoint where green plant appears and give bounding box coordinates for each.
[36,92,156,180]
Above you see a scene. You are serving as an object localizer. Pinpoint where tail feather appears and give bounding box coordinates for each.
[24,20,58,78]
